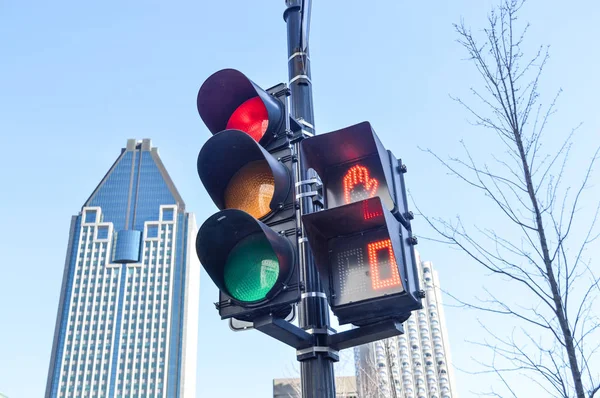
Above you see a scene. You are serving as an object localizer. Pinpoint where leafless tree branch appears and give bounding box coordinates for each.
[416,0,600,396]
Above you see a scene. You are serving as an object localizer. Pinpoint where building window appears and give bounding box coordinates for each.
[147,226,158,239]
[97,226,109,240]
[85,210,97,224]
[162,208,174,222]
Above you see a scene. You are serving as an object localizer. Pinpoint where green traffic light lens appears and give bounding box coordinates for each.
[224,234,280,302]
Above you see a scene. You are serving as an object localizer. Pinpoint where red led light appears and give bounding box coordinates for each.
[362,200,383,220]
[367,239,401,290]
[343,165,379,205]
[226,96,269,142]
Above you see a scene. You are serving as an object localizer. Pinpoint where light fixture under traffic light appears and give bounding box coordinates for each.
[195,69,300,321]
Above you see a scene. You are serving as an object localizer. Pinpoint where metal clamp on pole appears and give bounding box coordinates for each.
[304,326,337,335]
[295,176,323,207]
[301,291,327,299]
[296,119,315,137]
[295,178,322,188]
[296,346,340,362]
[295,191,320,200]
[289,51,310,62]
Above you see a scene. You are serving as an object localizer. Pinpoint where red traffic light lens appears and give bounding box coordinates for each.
[226,96,269,142]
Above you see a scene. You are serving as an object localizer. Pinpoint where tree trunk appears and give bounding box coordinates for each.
[515,130,586,398]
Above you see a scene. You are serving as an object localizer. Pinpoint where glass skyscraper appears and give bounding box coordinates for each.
[45,139,199,398]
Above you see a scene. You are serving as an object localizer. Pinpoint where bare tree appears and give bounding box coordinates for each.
[418,1,600,397]
[281,349,367,397]
[355,354,387,398]
[355,338,401,398]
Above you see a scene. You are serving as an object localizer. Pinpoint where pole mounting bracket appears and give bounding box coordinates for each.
[254,315,313,350]
[296,346,339,362]
[327,320,405,351]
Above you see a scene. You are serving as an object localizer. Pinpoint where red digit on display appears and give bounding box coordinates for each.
[362,200,383,220]
[367,239,401,290]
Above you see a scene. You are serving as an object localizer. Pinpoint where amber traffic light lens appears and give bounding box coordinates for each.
[224,160,275,219]
[226,96,269,142]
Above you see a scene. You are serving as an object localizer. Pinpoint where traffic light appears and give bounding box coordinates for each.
[195,69,300,322]
[301,121,412,228]
[301,122,422,326]
[197,69,286,148]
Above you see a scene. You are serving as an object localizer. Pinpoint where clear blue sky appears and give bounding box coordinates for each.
[1,0,599,397]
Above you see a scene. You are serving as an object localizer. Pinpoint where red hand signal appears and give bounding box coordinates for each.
[343,165,382,219]
[343,165,379,205]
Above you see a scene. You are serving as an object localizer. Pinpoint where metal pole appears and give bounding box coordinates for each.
[284,1,337,397]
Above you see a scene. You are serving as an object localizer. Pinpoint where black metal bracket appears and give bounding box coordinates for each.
[266,82,291,99]
[296,346,340,362]
[229,317,254,332]
[327,320,405,351]
[254,315,313,350]
[294,174,323,208]
[230,305,298,332]
[253,315,405,357]
[254,315,405,352]
[287,116,312,142]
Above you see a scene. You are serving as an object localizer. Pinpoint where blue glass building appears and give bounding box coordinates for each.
[45,139,199,398]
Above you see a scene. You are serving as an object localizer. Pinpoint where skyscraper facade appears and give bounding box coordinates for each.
[273,376,358,398]
[45,139,199,398]
[354,252,458,398]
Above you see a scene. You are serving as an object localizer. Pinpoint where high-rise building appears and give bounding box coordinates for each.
[45,139,199,398]
[354,252,458,398]
[273,376,358,398]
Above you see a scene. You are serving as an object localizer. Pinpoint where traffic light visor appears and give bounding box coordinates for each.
[198,130,290,220]
[300,122,396,212]
[197,69,284,145]
[197,209,295,306]
[303,197,405,305]
[302,197,422,325]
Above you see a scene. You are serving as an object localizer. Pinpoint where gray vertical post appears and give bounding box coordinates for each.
[284,1,337,397]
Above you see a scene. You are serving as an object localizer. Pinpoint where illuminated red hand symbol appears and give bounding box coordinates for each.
[343,165,379,205]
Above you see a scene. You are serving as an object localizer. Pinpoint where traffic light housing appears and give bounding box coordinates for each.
[303,197,420,326]
[197,130,291,221]
[197,68,287,149]
[300,122,422,326]
[301,121,412,228]
[195,69,300,321]
[197,209,298,320]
